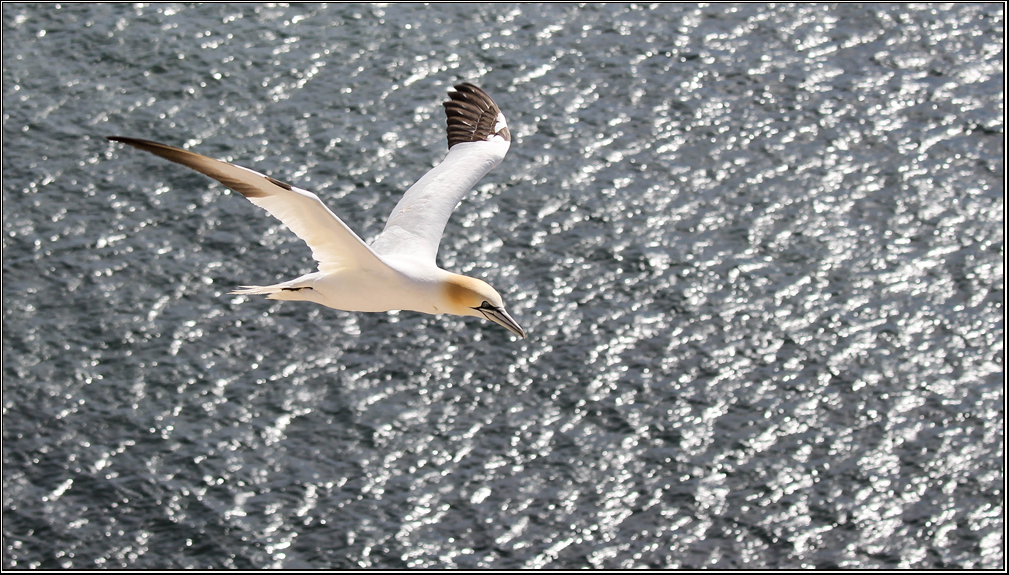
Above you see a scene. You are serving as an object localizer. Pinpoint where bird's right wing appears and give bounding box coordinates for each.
[107,137,388,274]
[369,83,511,265]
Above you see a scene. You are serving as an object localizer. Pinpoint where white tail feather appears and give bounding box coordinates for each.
[229,285,278,295]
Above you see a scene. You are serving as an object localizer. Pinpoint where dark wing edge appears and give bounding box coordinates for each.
[106,136,292,197]
[442,83,511,149]
[107,136,388,272]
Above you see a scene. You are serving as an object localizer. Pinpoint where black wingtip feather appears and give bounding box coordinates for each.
[107,136,290,198]
[443,83,510,149]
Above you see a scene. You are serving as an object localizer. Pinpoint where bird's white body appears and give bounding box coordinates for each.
[109,83,525,337]
[248,260,448,314]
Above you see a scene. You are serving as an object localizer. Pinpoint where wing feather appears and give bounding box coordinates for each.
[107,137,385,273]
[369,83,510,263]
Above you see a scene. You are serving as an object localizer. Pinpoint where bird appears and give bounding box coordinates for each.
[108,82,525,338]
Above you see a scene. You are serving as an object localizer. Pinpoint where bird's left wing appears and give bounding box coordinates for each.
[107,137,387,274]
[369,83,511,264]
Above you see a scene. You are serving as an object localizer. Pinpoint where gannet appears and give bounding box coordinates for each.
[108,83,525,338]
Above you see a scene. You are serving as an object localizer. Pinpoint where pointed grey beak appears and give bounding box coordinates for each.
[475,303,526,339]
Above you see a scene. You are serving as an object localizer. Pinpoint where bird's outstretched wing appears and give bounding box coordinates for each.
[369,83,511,265]
[107,136,387,274]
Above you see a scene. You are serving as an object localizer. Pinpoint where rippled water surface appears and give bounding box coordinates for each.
[3,3,1004,569]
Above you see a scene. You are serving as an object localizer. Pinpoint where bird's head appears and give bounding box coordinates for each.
[443,274,525,338]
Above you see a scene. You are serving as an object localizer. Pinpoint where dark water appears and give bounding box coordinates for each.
[3,3,1003,569]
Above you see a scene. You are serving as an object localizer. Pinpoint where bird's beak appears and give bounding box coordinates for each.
[476,303,526,339]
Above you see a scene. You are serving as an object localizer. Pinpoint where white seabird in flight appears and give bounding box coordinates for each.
[108,83,525,338]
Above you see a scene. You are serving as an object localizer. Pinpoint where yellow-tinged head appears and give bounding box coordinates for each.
[443,274,525,338]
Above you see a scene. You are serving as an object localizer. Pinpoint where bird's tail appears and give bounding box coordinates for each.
[230,285,280,296]
[230,273,321,302]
